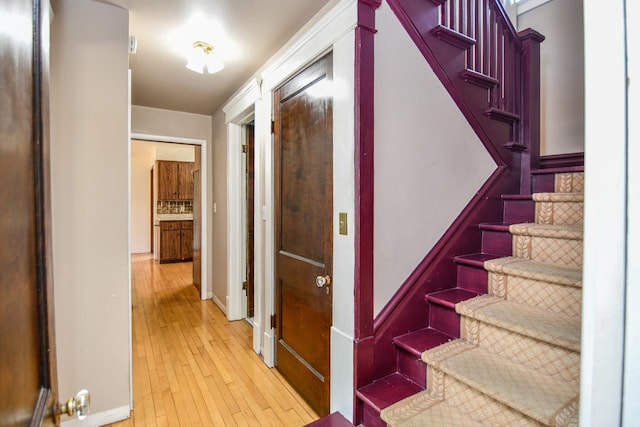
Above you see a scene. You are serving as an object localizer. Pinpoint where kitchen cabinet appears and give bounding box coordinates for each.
[160,220,193,263]
[157,161,194,201]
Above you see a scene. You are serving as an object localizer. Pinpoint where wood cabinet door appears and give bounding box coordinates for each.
[181,229,193,260]
[157,161,178,200]
[178,162,194,200]
[160,222,181,263]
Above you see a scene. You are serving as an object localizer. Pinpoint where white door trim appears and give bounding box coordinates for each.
[223,80,261,342]
[130,132,209,301]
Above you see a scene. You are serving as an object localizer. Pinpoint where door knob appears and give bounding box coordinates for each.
[56,389,90,420]
[315,275,331,287]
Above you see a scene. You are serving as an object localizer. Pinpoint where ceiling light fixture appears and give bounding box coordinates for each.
[186,41,224,74]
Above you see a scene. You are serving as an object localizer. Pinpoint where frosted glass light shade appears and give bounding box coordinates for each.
[186,41,224,74]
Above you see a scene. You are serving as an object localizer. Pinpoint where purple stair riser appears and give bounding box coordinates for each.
[305,412,354,427]
[397,350,427,389]
[503,198,535,223]
[429,304,461,337]
[361,404,386,427]
[532,173,555,193]
[481,229,512,257]
[456,264,489,293]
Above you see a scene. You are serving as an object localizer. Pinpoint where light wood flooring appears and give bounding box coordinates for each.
[107,254,318,426]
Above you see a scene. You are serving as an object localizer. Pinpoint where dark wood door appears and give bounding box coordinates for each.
[245,124,255,318]
[0,0,59,425]
[274,53,333,416]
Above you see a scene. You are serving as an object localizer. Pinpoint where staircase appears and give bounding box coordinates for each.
[378,171,583,426]
[352,0,584,425]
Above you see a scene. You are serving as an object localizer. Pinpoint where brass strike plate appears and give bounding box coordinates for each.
[339,212,347,235]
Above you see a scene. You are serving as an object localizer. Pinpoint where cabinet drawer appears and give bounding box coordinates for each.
[160,220,181,231]
[180,220,193,230]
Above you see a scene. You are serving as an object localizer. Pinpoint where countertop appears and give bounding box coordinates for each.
[155,214,194,226]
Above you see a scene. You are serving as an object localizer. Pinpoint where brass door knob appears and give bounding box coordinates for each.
[315,275,331,287]
[56,389,90,420]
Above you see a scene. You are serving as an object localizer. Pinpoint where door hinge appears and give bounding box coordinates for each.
[271,119,275,134]
[242,281,248,291]
[270,314,277,329]
[242,144,248,153]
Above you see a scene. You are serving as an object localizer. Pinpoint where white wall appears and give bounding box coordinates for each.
[130,141,155,253]
[518,0,585,156]
[373,2,495,314]
[580,0,629,425]
[155,141,195,162]
[50,0,131,423]
[210,108,228,310]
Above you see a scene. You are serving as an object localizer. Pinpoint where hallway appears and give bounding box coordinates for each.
[108,254,318,426]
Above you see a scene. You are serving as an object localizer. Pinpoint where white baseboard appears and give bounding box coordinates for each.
[212,294,227,314]
[263,329,275,367]
[61,405,130,427]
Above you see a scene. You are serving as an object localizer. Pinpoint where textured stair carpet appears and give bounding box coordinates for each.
[381,172,583,427]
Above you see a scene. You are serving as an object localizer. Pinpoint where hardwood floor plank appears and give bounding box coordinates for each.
[107,254,319,426]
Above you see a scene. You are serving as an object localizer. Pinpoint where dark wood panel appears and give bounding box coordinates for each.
[181,229,193,261]
[160,229,181,263]
[157,161,178,200]
[0,0,58,425]
[178,162,194,200]
[246,124,255,318]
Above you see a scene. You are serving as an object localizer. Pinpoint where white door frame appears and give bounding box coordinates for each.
[130,133,209,301]
[223,80,262,359]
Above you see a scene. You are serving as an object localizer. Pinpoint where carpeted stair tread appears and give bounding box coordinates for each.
[456,295,581,352]
[422,341,579,425]
[484,257,582,288]
[394,328,454,357]
[356,373,423,412]
[509,223,583,240]
[381,393,485,426]
[532,193,583,202]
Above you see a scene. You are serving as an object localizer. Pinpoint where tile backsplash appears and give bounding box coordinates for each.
[157,200,193,214]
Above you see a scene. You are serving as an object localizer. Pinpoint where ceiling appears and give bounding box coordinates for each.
[112,0,332,115]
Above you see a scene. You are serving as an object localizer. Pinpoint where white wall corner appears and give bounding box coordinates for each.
[330,327,354,421]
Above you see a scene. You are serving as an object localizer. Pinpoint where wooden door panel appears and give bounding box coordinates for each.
[160,228,181,263]
[1,0,58,425]
[178,162,193,200]
[157,161,178,200]
[181,228,193,260]
[274,53,333,416]
[278,257,329,371]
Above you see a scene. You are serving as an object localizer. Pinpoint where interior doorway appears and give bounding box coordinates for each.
[130,134,208,300]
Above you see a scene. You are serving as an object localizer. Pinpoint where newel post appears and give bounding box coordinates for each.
[353,0,380,423]
[518,29,545,194]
